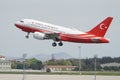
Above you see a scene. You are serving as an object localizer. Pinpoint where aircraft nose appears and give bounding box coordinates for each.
[14,22,22,28]
[14,23,19,27]
[14,23,18,26]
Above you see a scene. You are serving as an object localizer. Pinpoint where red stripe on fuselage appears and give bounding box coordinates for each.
[59,34,109,43]
[15,24,52,33]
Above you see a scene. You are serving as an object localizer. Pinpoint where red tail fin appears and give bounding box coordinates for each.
[87,17,113,37]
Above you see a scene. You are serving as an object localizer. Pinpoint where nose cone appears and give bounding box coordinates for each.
[14,21,22,28]
[14,23,18,27]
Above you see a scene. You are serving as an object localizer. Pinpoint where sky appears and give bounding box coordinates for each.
[0,0,120,58]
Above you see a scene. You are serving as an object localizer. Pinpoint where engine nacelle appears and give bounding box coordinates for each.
[33,32,46,40]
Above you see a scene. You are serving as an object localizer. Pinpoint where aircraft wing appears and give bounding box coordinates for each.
[44,32,60,41]
[33,31,60,41]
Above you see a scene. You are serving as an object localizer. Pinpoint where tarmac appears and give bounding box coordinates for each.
[0,74,120,80]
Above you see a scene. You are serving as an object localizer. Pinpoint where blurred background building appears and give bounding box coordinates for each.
[0,55,11,71]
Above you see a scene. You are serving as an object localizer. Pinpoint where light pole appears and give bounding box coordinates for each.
[22,53,27,80]
[78,46,82,75]
[94,54,97,80]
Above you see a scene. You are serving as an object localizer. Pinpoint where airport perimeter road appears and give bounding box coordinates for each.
[0,74,120,80]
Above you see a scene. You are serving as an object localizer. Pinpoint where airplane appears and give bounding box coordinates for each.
[15,17,113,47]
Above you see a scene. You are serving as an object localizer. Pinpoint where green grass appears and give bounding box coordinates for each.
[0,71,120,76]
[81,71,120,76]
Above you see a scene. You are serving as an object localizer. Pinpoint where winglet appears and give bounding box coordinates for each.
[87,17,113,37]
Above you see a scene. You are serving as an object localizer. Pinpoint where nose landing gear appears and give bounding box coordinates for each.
[25,32,30,38]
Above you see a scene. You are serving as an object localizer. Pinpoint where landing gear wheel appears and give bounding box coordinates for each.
[52,42,57,47]
[58,42,63,46]
[26,35,29,38]
[26,32,30,38]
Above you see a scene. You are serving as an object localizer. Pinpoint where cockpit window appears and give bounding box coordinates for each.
[20,20,24,23]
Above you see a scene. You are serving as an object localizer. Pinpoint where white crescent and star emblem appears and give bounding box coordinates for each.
[99,23,107,30]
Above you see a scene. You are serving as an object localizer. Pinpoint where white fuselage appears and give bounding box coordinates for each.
[18,19,85,34]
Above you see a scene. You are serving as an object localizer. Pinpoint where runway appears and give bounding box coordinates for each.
[0,74,120,80]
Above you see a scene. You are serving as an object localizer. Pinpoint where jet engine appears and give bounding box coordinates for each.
[33,32,47,40]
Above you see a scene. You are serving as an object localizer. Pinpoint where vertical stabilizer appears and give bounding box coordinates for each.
[87,17,113,37]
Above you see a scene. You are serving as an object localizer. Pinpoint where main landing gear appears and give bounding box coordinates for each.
[52,41,63,47]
